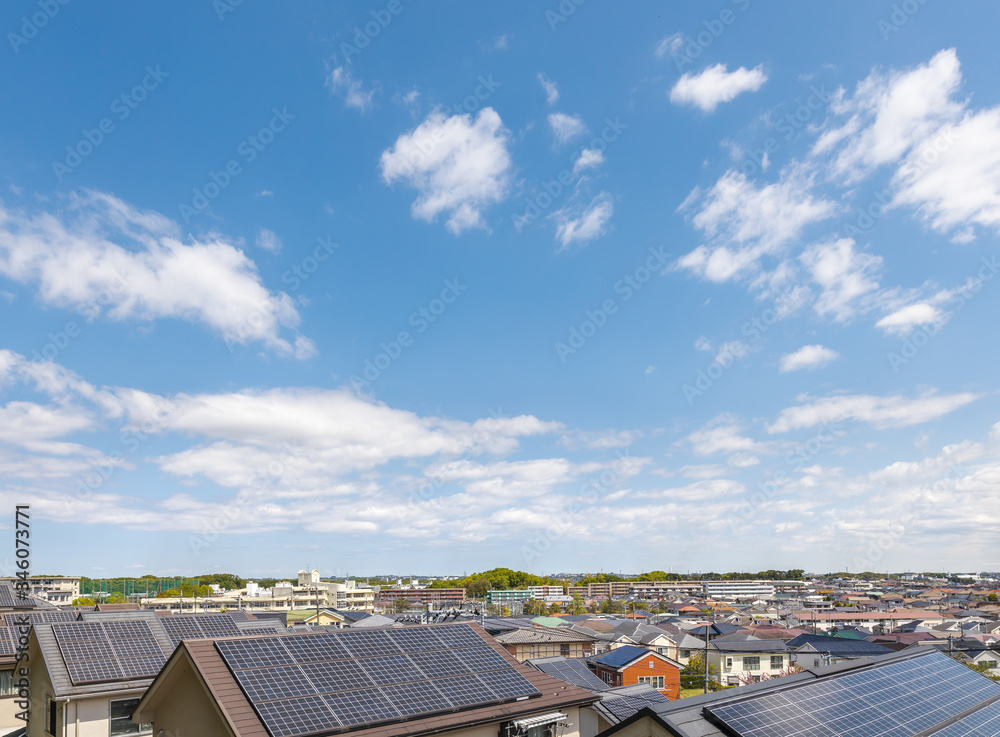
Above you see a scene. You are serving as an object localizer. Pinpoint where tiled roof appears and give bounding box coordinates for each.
[494,625,597,645]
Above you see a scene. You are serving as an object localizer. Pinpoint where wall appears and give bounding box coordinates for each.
[621,655,681,700]
[599,715,675,737]
[147,660,232,737]
[508,642,591,662]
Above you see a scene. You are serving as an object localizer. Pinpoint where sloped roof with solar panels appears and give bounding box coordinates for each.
[31,611,281,698]
[610,649,1000,737]
[136,622,600,737]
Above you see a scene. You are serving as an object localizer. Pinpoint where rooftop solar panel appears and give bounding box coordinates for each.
[0,627,18,656]
[215,624,541,737]
[706,652,1000,737]
[3,611,78,626]
[529,657,610,692]
[0,585,16,608]
[52,620,168,685]
[601,693,670,723]
[160,614,240,644]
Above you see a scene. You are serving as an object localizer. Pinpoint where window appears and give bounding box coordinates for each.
[743,656,760,671]
[47,699,60,736]
[0,670,15,697]
[648,660,654,669]
[726,657,733,670]
[814,658,820,667]
[770,655,784,670]
[560,644,570,657]
[680,650,691,659]
[110,698,151,736]
[638,676,665,688]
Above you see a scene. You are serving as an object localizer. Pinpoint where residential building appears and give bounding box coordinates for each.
[494,626,598,661]
[707,638,791,686]
[585,645,683,700]
[528,585,567,598]
[785,633,894,667]
[0,577,80,605]
[702,581,776,600]
[376,588,467,606]
[596,649,1000,737]
[134,623,600,737]
[486,590,534,605]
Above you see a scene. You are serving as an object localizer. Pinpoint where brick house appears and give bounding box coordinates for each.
[585,645,682,700]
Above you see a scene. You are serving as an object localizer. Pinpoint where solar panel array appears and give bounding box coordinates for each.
[4,610,78,626]
[52,621,168,685]
[601,691,670,722]
[160,614,240,645]
[531,658,610,692]
[215,625,541,737]
[0,586,17,608]
[706,652,1000,737]
[0,627,20,656]
[932,698,1000,737]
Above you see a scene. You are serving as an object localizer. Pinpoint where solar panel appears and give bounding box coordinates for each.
[0,627,19,656]
[0,585,16,608]
[601,693,670,722]
[3,611,78,626]
[215,624,541,737]
[706,652,1000,737]
[52,620,168,685]
[160,614,240,644]
[531,658,610,692]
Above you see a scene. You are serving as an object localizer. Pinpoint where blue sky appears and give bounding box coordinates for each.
[2,1,1000,579]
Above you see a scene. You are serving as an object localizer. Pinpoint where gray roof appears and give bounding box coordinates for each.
[33,622,174,699]
[494,626,598,645]
[78,610,160,622]
[711,639,789,653]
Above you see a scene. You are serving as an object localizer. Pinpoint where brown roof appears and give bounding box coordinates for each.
[181,622,599,737]
[94,602,141,611]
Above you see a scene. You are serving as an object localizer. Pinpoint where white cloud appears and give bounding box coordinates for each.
[779,345,839,373]
[685,415,763,456]
[677,168,836,282]
[655,33,684,58]
[380,108,513,234]
[537,73,559,106]
[573,147,604,174]
[256,228,282,254]
[492,34,509,50]
[814,49,965,182]
[768,390,980,433]
[547,112,587,143]
[875,303,943,335]
[0,191,313,358]
[800,238,882,322]
[551,192,613,248]
[670,64,768,113]
[326,66,378,112]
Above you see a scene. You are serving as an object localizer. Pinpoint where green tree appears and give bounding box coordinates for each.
[392,598,411,613]
[570,593,586,615]
[599,599,615,614]
[157,589,181,598]
[681,657,724,691]
[104,594,126,604]
[72,597,95,606]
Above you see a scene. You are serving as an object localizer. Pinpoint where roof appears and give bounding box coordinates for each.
[494,625,598,645]
[530,616,568,627]
[588,645,680,670]
[710,639,789,653]
[591,684,670,725]
[636,649,1000,737]
[139,622,601,737]
[786,634,894,657]
[527,656,610,692]
[94,602,141,611]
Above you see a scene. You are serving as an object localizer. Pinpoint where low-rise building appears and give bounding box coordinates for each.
[708,639,791,686]
[585,645,682,700]
[494,626,598,662]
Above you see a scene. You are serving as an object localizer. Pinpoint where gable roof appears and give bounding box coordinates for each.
[786,634,894,657]
[135,622,600,737]
[494,625,597,645]
[588,645,681,670]
[527,656,610,692]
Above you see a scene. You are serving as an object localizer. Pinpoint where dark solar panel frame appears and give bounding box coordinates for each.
[3,611,78,626]
[160,614,240,644]
[0,586,16,608]
[534,658,610,692]
[706,653,1000,737]
[0,627,18,656]
[215,624,542,737]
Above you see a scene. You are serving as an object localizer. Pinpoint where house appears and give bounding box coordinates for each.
[660,633,706,666]
[25,611,269,737]
[608,623,674,657]
[586,645,682,700]
[589,684,669,731]
[785,633,893,667]
[134,622,600,737]
[706,637,791,686]
[593,649,1000,737]
[493,626,598,662]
